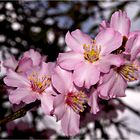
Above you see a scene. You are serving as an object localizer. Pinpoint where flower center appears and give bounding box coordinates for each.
[83,40,100,63]
[65,91,87,113]
[28,71,51,94]
[118,63,139,82]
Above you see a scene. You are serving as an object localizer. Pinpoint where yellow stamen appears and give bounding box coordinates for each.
[118,63,139,82]
[28,71,51,94]
[83,40,100,63]
[66,91,88,113]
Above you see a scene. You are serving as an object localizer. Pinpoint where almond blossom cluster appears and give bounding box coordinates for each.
[3,10,140,136]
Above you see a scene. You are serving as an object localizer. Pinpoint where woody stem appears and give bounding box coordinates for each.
[0,100,41,126]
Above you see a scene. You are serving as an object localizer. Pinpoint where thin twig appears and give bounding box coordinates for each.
[0,100,41,126]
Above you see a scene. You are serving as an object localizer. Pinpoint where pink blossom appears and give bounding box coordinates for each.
[98,54,140,100]
[58,28,124,89]
[97,10,140,99]
[51,66,88,136]
[4,62,56,115]
[98,38,140,99]
[99,10,140,57]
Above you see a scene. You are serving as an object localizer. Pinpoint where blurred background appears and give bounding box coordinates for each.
[0,0,140,139]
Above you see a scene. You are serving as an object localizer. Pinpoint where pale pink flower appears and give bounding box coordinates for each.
[51,66,88,136]
[99,10,140,57]
[58,28,124,89]
[98,37,140,99]
[4,62,56,115]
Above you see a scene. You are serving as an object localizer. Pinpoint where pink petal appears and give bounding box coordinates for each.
[4,69,29,88]
[65,31,83,53]
[9,88,37,104]
[71,29,92,47]
[109,74,127,98]
[40,93,54,115]
[65,30,92,53]
[99,20,110,31]
[110,10,131,37]
[95,28,122,55]
[52,66,73,93]
[73,62,100,89]
[53,94,66,120]
[98,54,124,73]
[88,87,99,114]
[129,31,140,38]
[98,69,126,99]
[17,58,33,73]
[57,51,84,70]
[61,107,80,136]
[125,35,140,61]
[23,49,42,66]
[39,62,55,77]
[98,70,116,100]
[3,55,18,70]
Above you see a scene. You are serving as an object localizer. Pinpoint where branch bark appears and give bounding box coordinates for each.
[0,100,41,126]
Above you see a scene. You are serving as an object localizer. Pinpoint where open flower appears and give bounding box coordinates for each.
[58,28,123,89]
[51,66,88,136]
[98,37,140,99]
[4,62,56,115]
[99,10,140,56]
[97,10,140,100]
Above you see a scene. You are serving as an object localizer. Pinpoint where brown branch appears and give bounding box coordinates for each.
[0,100,41,126]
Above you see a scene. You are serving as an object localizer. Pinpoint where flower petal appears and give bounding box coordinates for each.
[61,107,80,136]
[98,69,126,99]
[3,55,18,70]
[23,49,42,66]
[109,74,127,98]
[98,54,124,73]
[99,20,110,31]
[17,58,33,73]
[88,88,99,114]
[73,62,100,89]
[110,10,131,37]
[95,28,122,55]
[52,94,66,120]
[4,69,29,88]
[129,31,140,38]
[98,70,116,100]
[40,93,54,115]
[65,29,92,53]
[125,35,140,61]
[9,88,37,104]
[71,29,92,47]
[65,31,83,53]
[39,62,55,76]
[57,51,84,70]
[52,66,73,93]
